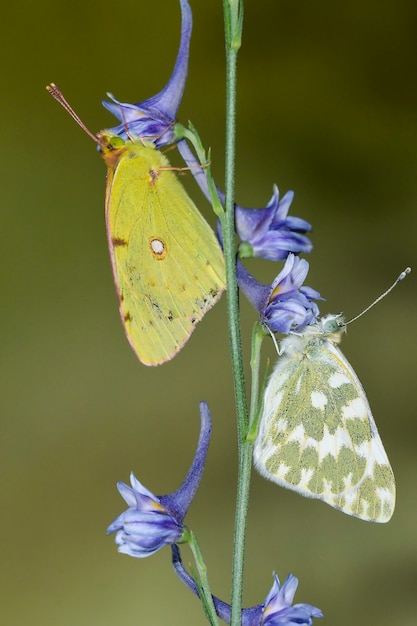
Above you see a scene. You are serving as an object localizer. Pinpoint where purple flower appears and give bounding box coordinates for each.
[176,143,312,262]
[107,474,185,557]
[262,254,322,333]
[172,546,323,626]
[102,0,192,147]
[107,402,211,557]
[260,573,323,626]
[237,254,322,335]
[174,154,312,261]
[235,186,312,261]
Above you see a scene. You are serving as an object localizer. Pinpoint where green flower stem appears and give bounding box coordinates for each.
[248,323,267,435]
[222,3,249,626]
[175,123,224,219]
[228,323,264,625]
[188,530,220,626]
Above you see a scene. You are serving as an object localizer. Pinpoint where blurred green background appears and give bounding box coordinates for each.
[1,1,416,624]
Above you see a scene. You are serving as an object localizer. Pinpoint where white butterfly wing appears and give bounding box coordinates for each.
[253,332,395,522]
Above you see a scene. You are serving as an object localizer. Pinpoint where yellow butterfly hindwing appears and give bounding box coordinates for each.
[102,137,226,366]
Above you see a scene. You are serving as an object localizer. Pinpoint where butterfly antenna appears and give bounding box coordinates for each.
[346,267,411,326]
[46,83,99,144]
[142,120,176,146]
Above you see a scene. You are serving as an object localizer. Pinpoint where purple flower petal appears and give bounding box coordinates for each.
[107,403,212,558]
[102,0,192,147]
[235,187,312,261]
[172,553,323,626]
[238,254,322,335]
[261,574,323,626]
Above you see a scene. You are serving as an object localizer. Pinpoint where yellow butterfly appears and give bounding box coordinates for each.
[47,84,226,365]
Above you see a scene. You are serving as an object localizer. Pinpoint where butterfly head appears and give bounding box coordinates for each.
[97,131,128,168]
[316,313,346,344]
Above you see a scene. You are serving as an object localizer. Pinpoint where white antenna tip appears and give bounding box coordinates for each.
[398,267,411,281]
[345,266,411,326]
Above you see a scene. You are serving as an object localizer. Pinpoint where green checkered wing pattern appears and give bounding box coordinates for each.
[254,315,395,523]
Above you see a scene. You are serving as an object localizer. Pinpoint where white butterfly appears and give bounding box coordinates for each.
[253,313,395,523]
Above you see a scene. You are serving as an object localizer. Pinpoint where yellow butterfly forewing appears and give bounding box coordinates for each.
[101,134,226,366]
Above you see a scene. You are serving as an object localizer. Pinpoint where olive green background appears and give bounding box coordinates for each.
[2,1,416,624]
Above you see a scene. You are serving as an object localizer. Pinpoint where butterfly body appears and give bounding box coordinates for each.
[101,134,226,366]
[254,314,395,522]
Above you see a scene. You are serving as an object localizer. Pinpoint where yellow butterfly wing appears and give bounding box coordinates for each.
[103,138,226,366]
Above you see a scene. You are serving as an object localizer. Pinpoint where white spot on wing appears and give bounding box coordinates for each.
[342,473,355,491]
[311,390,328,409]
[318,426,353,461]
[288,424,306,444]
[299,468,315,489]
[354,441,370,458]
[342,396,368,419]
[275,417,288,432]
[377,486,394,507]
[328,372,350,388]
[277,463,290,480]
[341,486,361,512]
